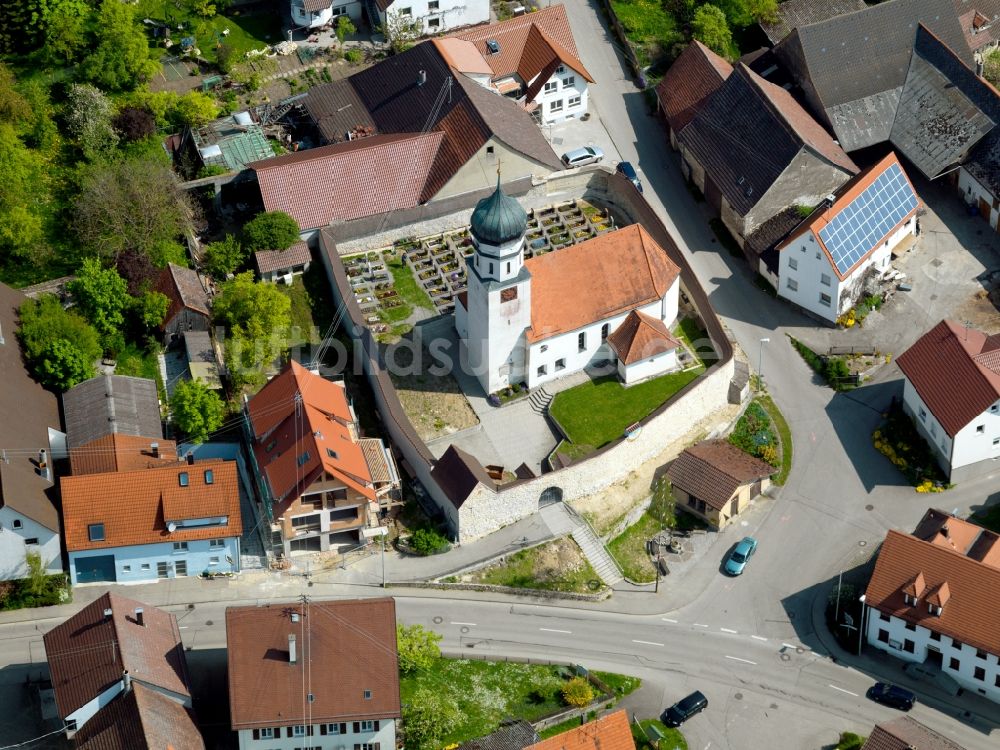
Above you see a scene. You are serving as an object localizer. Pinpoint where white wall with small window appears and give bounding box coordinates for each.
[68,535,241,585]
[0,507,61,580]
[865,609,1000,703]
[237,716,396,750]
[528,64,590,125]
[901,376,1000,480]
[380,0,488,35]
[290,0,362,30]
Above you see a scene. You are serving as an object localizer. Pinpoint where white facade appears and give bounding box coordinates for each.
[291,0,362,29]
[69,535,241,585]
[238,718,395,750]
[528,64,589,125]
[618,347,678,385]
[902,377,1000,480]
[66,676,192,735]
[865,608,1000,703]
[381,0,489,35]
[958,167,999,230]
[776,218,913,323]
[524,292,679,390]
[0,508,61,580]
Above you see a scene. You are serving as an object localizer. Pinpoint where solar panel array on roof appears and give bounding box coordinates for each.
[818,162,918,276]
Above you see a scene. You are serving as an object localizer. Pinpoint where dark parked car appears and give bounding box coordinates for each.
[662,690,708,727]
[867,682,915,711]
[616,161,643,193]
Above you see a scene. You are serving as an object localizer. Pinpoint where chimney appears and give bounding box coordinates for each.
[135,607,144,627]
[186,451,194,466]
[151,442,160,459]
[103,607,113,620]
[288,634,297,664]
[122,670,132,693]
[977,59,985,78]
[38,449,50,482]
[417,69,427,87]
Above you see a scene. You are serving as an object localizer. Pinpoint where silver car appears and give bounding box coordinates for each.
[561,146,605,167]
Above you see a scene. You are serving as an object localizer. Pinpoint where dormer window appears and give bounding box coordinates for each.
[204,470,214,484]
[903,593,915,606]
[88,523,105,542]
[929,603,942,616]
[327,448,338,459]
[364,689,372,700]
[179,472,189,487]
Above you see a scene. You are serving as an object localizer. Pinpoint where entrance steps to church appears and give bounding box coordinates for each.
[528,386,553,414]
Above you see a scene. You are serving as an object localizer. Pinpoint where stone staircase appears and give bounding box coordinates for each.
[563,506,624,586]
[528,386,553,415]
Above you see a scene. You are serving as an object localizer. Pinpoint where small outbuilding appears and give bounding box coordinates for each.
[254,241,312,283]
[667,439,774,529]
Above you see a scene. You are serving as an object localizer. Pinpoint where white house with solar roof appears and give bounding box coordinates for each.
[775,153,919,323]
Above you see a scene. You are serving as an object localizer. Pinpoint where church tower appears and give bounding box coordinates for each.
[464,177,533,394]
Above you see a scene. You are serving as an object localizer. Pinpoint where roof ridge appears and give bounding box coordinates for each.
[531,24,594,81]
[736,64,803,149]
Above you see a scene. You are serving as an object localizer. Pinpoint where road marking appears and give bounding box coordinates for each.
[450,622,477,626]
[632,639,664,647]
[693,623,709,628]
[724,655,757,665]
[661,618,678,623]
[828,685,859,697]
[781,643,798,650]
[178,626,188,629]
[751,635,768,641]
[720,627,738,634]
[539,628,572,634]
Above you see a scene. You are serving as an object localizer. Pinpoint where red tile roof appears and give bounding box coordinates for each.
[912,508,1000,569]
[250,133,444,231]
[865,528,1000,657]
[60,460,241,552]
[455,6,594,90]
[525,224,681,343]
[43,593,191,719]
[861,716,967,750]
[73,682,205,750]
[69,434,178,476]
[247,360,375,505]
[656,41,733,133]
[778,152,921,280]
[526,710,635,750]
[226,598,401,728]
[255,241,313,275]
[895,319,1000,436]
[667,439,775,511]
[607,310,681,365]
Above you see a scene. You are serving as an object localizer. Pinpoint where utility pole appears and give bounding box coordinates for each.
[834,570,843,624]
[654,555,661,593]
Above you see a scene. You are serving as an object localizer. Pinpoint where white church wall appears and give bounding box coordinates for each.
[622,348,677,384]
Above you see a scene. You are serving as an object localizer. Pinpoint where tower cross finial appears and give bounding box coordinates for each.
[496,158,502,181]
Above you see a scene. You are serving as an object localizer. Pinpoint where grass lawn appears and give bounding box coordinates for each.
[674,317,715,368]
[609,0,681,66]
[399,660,576,745]
[539,716,588,739]
[115,342,166,401]
[551,369,703,449]
[758,395,792,485]
[634,719,687,750]
[137,1,281,64]
[552,438,598,463]
[592,670,641,697]
[608,512,661,583]
[469,538,601,593]
[277,277,316,347]
[389,257,435,311]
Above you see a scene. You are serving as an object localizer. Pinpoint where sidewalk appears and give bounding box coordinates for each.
[807,578,1000,733]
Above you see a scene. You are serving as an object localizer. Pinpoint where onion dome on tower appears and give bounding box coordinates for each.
[470,175,527,246]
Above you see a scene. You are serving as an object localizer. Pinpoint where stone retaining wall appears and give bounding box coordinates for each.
[391,580,612,601]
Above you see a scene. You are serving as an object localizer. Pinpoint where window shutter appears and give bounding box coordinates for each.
[374,721,380,731]
[341,723,348,735]
[353,722,360,734]
[321,725,328,735]
[252,729,260,740]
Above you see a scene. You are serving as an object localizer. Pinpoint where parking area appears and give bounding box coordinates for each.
[544,107,623,169]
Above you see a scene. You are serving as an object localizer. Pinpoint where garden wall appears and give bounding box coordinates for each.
[319,168,735,544]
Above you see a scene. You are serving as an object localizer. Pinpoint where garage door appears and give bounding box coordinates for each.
[75,555,116,584]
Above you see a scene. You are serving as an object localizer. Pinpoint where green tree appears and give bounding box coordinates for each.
[64,84,120,160]
[242,211,300,251]
[562,676,594,708]
[396,623,442,675]
[24,550,48,596]
[335,15,356,43]
[81,0,160,92]
[18,295,101,390]
[216,41,239,74]
[74,156,194,260]
[381,12,422,54]
[713,0,777,29]
[41,0,92,64]
[68,257,129,341]
[0,64,30,124]
[202,234,245,278]
[170,378,225,443]
[0,123,48,265]
[172,91,220,127]
[649,476,676,530]
[134,290,169,329]
[401,688,460,750]
[691,5,733,59]
[17,79,60,153]
[213,272,291,379]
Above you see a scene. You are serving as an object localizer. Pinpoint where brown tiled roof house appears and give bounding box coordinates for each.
[525,711,635,750]
[655,40,733,147]
[43,592,197,738]
[667,439,775,529]
[73,681,206,750]
[226,598,401,745]
[154,263,211,340]
[861,716,968,750]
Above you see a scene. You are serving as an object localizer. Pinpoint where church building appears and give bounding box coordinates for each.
[455,181,683,393]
